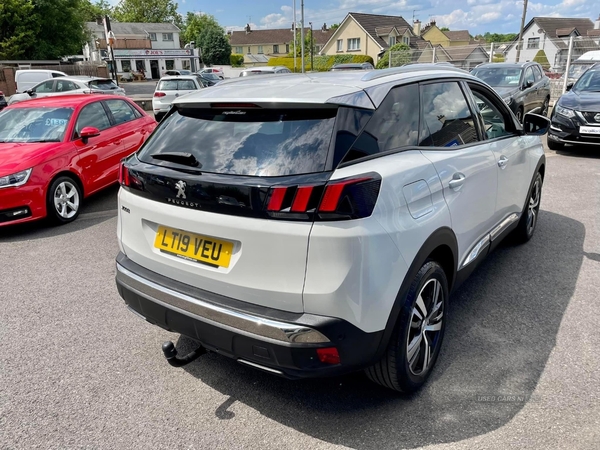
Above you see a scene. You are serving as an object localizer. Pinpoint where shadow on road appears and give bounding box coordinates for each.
[557,146,600,159]
[173,210,584,449]
[0,184,119,242]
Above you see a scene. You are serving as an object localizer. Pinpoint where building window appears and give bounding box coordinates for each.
[347,38,360,51]
[286,44,289,53]
[315,45,321,53]
[121,60,131,72]
[527,37,540,49]
[258,45,264,54]
[235,46,243,54]
[389,36,396,46]
[273,44,279,54]
[165,60,174,70]
[149,33,157,41]
[403,36,409,45]
[336,39,343,52]
[182,60,190,70]
[162,33,173,41]
[247,46,251,54]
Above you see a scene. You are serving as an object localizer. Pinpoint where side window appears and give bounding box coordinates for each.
[56,80,78,92]
[51,72,64,78]
[344,83,420,162]
[75,102,111,136]
[105,99,137,125]
[470,89,514,140]
[419,82,479,147]
[532,65,543,81]
[34,80,55,93]
[524,67,535,87]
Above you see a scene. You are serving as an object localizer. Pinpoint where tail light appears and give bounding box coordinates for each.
[154,92,166,97]
[265,173,381,221]
[316,347,340,365]
[118,162,130,186]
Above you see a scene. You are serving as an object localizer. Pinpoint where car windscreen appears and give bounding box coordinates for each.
[137,107,337,176]
[157,79,197,90]
[88,79,120,90]
[0,107,73,143]
[471,68,523,87]
[572,69,600,92]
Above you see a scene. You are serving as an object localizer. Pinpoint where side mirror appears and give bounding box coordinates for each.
[566,82,574,91]
[25,89,34,96]
[522,113,550,136]
[80,126,100,143]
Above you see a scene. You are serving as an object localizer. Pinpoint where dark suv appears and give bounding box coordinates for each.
[471,62,551,122]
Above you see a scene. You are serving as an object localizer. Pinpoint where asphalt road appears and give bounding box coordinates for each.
[1,142,599,449]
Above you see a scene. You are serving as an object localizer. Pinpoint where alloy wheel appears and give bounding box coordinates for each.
[527,177,541,236]
[53,180,80,219]
[407,278,444,376]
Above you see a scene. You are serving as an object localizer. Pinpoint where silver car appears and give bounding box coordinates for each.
[116,65,550,392]
[238,66,292,76]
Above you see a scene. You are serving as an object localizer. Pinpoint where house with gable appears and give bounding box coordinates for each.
[319,12,429,63]
[420,20,471,48]
[504,16,599,71]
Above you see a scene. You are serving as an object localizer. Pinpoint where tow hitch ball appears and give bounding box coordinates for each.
[161,341,206,367]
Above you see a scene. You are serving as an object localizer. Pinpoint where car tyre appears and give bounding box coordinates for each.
[365,261,448,393]
[512,172,543,243]
[541,97,550,116]
[547,139,564,151]
[46,176,82,225]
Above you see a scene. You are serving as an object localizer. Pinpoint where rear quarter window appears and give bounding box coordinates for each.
[158,79,197,90]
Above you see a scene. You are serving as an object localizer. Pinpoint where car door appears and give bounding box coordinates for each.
[418,81,498,268]
[29,80,55,99]
[72,101,124,194]
[521,66,537,114]
[467,83,530,228]
[104,98,153,159]
[54,79,81,96]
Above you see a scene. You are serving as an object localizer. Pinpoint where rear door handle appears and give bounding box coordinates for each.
[498,155,509,168]
[449,173,466,190]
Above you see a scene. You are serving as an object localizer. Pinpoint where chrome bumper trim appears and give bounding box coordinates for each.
[116,263,330,344]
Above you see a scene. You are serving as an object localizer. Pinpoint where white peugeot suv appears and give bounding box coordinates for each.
[116,65,549,392]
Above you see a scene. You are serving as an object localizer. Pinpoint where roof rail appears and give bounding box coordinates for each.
[361,63,469,82]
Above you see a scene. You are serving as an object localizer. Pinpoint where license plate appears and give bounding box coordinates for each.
[579,126,600,135]
[154,225,233,268]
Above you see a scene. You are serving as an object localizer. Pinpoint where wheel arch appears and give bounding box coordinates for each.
[47,170,84,196]
[373,227,458,362]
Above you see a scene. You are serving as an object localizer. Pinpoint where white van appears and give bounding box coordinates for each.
[14,69,68,93]
[565,50,600,85]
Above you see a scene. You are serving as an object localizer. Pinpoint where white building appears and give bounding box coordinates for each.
[84,21,200,79]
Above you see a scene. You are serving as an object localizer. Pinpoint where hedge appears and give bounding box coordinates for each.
[230,54,244,67]
[268,54,374,72]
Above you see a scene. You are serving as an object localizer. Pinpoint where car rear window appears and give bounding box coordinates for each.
[137,107,337,176]
[89,79,120,90]
[158,79,197,90]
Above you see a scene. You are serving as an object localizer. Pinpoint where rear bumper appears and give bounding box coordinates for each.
[115,253,383,378]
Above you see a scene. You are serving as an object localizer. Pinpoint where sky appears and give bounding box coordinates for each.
[172,0,598,35]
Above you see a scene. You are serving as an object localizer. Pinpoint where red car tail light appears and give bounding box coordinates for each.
[154,92,166,97]
[264,174,381,221]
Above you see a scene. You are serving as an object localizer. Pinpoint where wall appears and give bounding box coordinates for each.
[150,32,181,50]
[321,19,377,62]
[422,27,450,47]
[0,68,17,96]
[504,24,559,68]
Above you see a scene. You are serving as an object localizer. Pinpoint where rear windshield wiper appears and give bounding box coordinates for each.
[151,152,202,168]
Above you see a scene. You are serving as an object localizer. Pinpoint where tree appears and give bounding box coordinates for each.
[376,43,412,69]
[482,32,518,43]
[1,0,89,60]
[181,12,220,44]
[113,0,181,24]
[198,26,231,65]
[80,0,112,22]
[330,23,339,30]
[288,29,314,57]
[440,27,450,31]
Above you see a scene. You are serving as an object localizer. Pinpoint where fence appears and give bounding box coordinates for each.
[387,35,600,95]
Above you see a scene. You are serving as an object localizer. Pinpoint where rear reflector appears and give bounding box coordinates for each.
[316,347,340,365]
[154,92,166,97]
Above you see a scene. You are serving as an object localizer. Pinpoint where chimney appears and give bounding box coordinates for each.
[245,23,251,33]
[322,23,327,32]
[431,19,436,27]
[413,19,421,36]
[595,14,600,30]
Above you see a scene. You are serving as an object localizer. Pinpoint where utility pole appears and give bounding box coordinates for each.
[515,0,528,62]
[309,22,313,71]
[104,15,119,85]
[300,0,305,73]
[293,0,297,72]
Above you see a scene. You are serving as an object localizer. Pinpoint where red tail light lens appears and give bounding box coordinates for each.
[154,92,166,97]
[316,347,340,365]
[267,187,287,211]
[290,186,314,212]
[319,177,372,212]
[118,163,130,186]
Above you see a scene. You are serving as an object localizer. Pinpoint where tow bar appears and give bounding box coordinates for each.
[161,341,206,367]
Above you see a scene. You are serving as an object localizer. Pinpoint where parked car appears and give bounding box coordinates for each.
[8,76,126,105]
[195,72,221,86]
[0,95,156,227]
[164,70,192,76]
[471,62,551,122]
[548,62,600,150]
[239,66,292,76]
[115,65,550,392]
[198,68,224,79]
[330,62,375,71]
[0,91,7,111]
[152,76,206,122]
[14,69,68,93]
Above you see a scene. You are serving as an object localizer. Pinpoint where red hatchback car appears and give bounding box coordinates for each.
[0,94,156,226]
